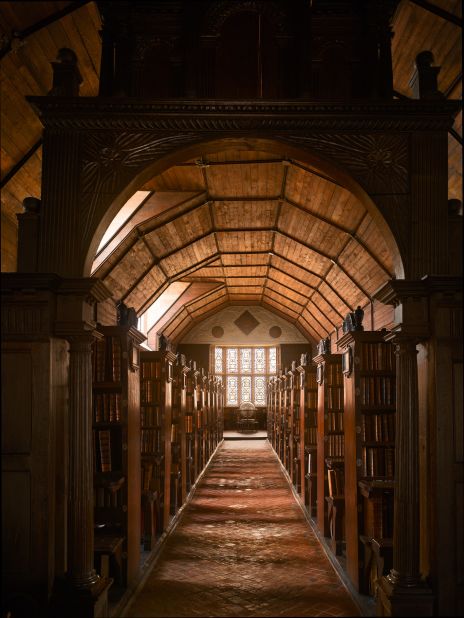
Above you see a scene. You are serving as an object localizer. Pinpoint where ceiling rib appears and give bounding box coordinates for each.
[288,159,343,187]
[93,192,208,275]
[178,158,284,167]
[407,0,463,27]
[273,229,372,300]
[136,254,220,314]
[262,164,287,303]
[1,138,42,188]
[293,211,370,323]
[219,250,354,313]
[0,1,92,60]
[283,197,393,278]
[268,264,345,320]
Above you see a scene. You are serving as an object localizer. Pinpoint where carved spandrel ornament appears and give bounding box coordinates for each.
[80,131,201,248]
[277,133,409,195]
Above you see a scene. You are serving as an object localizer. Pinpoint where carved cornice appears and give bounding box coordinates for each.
[58,277,113,304]
[373,276,463,307]
[373,279,427,307]
[27,98,461,132]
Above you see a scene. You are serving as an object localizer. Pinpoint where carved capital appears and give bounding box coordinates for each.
[54,278,113,339]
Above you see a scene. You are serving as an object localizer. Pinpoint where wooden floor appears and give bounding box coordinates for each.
[122,439,361,617]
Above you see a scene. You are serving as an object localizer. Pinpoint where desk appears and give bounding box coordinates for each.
[237,418,258,433]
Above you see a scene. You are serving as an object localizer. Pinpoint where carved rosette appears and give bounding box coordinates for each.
[277,133,409,195]
[80,132,202,249]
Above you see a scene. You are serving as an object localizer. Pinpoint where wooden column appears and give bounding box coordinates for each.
[374,280,434,616]
[50,279,113,617]
[67,334,100,589]
[388,336,421,586]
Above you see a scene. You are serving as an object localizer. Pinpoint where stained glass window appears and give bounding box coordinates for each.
[241,376,252,403]
[227,376,238,405]
[240,348,252,372]
[215,346,223,373]
[226,348,238,373]
[254,376,266,406]
[269,347,277,373]
[254,348,265,373]
[215,346,279,406]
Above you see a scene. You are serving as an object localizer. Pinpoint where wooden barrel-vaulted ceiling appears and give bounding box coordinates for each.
[91,147,394,344]
[1,1,462,343]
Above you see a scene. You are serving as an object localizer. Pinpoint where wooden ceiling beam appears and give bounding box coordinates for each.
[210,195,281,202]
[444,72,462,98]
[93,192,207,275]
[178,158,284,167]
[219,250,354,312]
[297,312,328,342]
[0,1,92,60]
[283,197,393,278]
[288,159,343,188]
[407,0,463,27]
[268,264,345,320]
[273,229,372,300]
[136,254,219,314]
[1,139,42,189]
[262,166,286,303]
[261,299,320,342]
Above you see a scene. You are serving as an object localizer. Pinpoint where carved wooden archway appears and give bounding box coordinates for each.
[25,98,453,282]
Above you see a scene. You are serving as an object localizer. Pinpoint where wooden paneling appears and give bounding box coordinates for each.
[213,200,278,228]
[145,203,212,257]
[273,235,330,276]
[142,165,205,191]
[161,236,217,278]
[216,230,273,253]
[207,161,284,197]
[279,202,348,258]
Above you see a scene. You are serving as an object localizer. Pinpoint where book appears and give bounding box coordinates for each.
[99,430,112,472]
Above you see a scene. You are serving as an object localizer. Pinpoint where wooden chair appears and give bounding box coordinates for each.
[237,402,259,433]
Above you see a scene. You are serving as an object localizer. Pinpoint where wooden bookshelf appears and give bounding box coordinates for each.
[184,362,195,495]
[313,352,344,539]
[170,357,183,517]
[140,349,176,547]
[337,330,396,593]
[267,377,277,448]
[192,367,202,482]
[92,325,145,589]
[289,362,300,491]
[296,359,318,516]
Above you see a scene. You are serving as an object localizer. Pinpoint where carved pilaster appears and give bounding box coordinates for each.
[67,334,100,589]
[374,279,434,616]
[388,336,421,586]
[39,129,82,276]
[410,131,449,278]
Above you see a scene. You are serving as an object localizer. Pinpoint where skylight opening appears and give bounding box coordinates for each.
[96,191,151,254]
[138,282,190,340]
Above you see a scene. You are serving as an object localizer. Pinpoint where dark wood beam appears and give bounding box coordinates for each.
[0,1,92,60]
[283,197,394,278]
[444,72,462,98]
[1,139,42,189]
[408,0,462,27]
[449,127,462,145]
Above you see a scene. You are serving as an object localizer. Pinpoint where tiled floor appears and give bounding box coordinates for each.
[122,440,360,618]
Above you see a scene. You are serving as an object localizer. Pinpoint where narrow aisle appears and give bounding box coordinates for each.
[123,440,360,617]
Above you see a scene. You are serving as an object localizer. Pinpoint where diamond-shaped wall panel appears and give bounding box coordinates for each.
[234,310,260,335]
